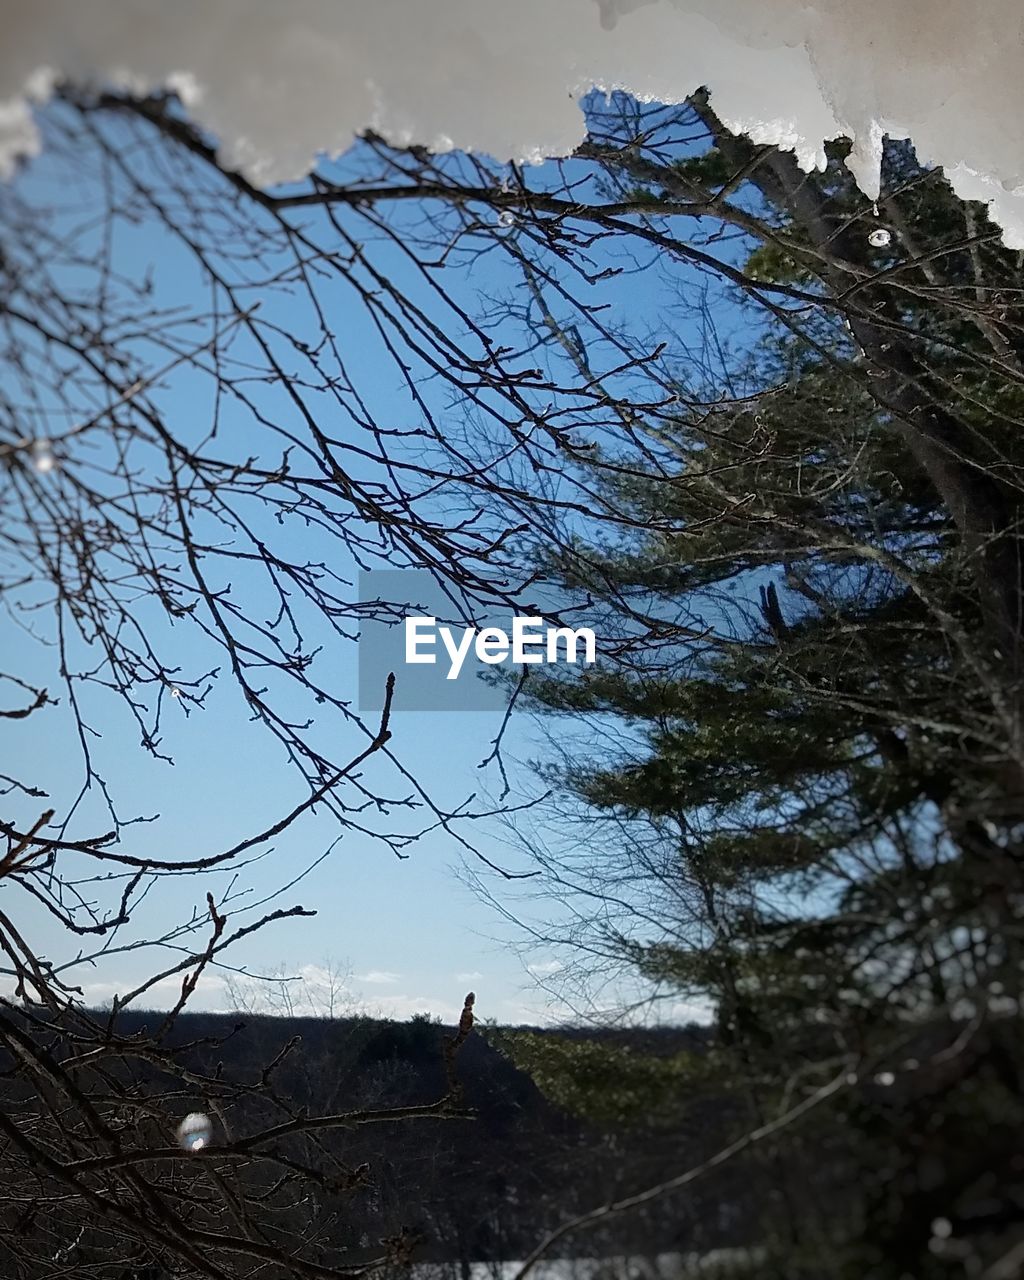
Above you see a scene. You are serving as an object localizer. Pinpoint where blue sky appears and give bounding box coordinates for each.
[0,94,746,1027]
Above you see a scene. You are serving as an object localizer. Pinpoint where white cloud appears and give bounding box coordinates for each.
[76,972,229,1011]
[526,959,564,978]
[454,971,483,983]
[665,998,713,1026]
[365,992,464,1022]
[355,970,401,985]
[0,964,470,1023]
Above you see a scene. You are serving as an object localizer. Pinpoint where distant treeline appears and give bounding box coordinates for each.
[4,1005,751,1270]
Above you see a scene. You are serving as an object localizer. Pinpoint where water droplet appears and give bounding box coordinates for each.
[31,439,55,473]
[931,1218,952,1239]
[497,210,516,227]
[874,1071,895,1087]
[868,228,892,248]
[170,687,182,699]
[177,1112,213,1152]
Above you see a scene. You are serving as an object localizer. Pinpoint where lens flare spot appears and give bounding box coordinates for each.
[32,439,55,473]
[177,1112,213,1152]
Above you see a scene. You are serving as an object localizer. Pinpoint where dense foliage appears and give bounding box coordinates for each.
[501,114,1024,1279]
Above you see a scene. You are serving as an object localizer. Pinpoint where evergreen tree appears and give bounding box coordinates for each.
[499,110,1024,1279]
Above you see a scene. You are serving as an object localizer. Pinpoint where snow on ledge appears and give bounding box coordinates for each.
[2,0,1024,245]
